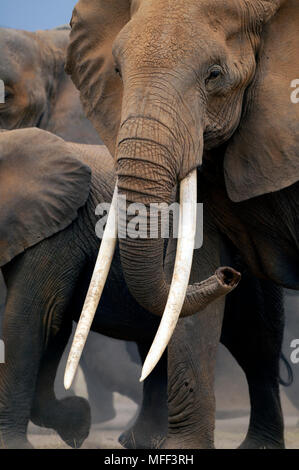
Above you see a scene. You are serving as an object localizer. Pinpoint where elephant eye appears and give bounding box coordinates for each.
[205,66,223,85]
[209,70,221,79]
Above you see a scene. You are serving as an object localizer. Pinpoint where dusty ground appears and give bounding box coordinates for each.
[28,391,299,450]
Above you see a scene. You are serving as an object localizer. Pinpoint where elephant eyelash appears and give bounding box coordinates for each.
[115,66,122,79]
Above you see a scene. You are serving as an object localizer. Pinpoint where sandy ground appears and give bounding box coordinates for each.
[27,392,299,450]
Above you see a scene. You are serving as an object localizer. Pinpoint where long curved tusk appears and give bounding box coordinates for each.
[140,169,197,382]
[64,185,118,390]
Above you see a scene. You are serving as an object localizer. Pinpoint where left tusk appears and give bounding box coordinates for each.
[140,169,197,382]
[64,185,118,390]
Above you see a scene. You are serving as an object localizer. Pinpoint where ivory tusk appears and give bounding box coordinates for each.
[140,169,197,382]
[64,185,118,390]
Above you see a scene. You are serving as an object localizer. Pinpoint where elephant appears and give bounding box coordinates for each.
[0,127,287,449]
[0,25,146,424]
[0,127,162,449]
[0,26,101,144]
[65,0,298,448]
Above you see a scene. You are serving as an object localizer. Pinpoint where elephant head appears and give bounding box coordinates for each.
[65,0,297,381]
[0,27,101,143]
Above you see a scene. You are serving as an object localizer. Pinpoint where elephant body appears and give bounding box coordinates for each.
[1,0,298,450]
[0,128,286,449]
[63,0,298,448]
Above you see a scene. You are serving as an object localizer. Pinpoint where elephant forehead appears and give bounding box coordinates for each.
[0,29,37,66]
[130,0,243,34]
[115,0,244,69]
[0,30,39,86]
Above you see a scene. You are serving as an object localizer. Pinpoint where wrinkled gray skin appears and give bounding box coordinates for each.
[0,26,144,424]
[0,128,286,449]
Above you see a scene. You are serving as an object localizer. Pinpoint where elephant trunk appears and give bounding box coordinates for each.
[116,120,240,318]
[116,126,240,380]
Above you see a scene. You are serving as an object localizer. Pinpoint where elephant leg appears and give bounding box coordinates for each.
[221,274,285,449]
[0,270,46,448]
[1,228,91,449]
[160,214,226,449]
[119,342,168,449]
[164,299,225,449]
[31,322,91,449]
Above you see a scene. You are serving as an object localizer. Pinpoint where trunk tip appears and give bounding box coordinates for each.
[216,267,241,288]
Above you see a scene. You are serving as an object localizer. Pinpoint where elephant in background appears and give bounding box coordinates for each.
[0,26,101,144]
[0,25,145,423]
[0,128,287,449]
[66,0,298,448]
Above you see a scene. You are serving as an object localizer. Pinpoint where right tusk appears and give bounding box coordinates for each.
[140,169,197,382]
[64,185,118,390]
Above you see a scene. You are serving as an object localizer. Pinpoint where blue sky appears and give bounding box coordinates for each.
[1,0,77,31]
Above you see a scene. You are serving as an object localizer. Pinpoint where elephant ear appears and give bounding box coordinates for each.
[0,128,91,267]
[65,0,131,155]
[224,0,299,202]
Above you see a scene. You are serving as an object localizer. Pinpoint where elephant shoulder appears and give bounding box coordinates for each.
[66,143,116,203]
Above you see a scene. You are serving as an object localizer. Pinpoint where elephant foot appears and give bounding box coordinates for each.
[54,397,91,448]
[239,436,285,449]
[161,436,214,449]
[119,427,166,449]
[31,396,91,449]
